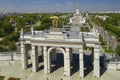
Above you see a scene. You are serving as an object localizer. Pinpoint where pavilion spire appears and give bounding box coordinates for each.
[76,0,79,9]
[75,0,80,14]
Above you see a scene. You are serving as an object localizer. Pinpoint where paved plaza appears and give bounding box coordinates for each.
[0,61,120,80]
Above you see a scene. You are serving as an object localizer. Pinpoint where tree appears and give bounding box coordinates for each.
[8,42,16,51]
[115,44,120,56]
[0,29,5,37]
[40,15,52,30]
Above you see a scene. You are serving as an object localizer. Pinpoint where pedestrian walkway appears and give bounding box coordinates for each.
[0,61,120,80]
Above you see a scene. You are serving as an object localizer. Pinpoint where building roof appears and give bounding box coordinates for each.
[50,16,59,19]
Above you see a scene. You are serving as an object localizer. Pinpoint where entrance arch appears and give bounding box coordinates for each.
[47,47,66,74]
[48,47,65,56]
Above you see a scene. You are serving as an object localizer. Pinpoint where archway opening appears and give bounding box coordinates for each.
[25,44,32,68]
[48,47,65,74]
[37,46,44,71]
[84,47,94,77]
[70,48,79,75]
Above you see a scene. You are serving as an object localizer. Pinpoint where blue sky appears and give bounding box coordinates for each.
[0,0,120,13]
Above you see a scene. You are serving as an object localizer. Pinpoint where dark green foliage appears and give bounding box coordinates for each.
[8,77,20,80]
[104,46,115,53]
[40,15,52,30]
[0,20,14,37]
[0,32,19,51]
[8,42,17,51]
[92,13,120,39]
[116,44,120,56]
[0,46,6,52]
[103,23,120,38]
[0,76,5,80]
[99,35,105,45]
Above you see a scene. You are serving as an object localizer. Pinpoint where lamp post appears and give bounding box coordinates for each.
[18,41,21,65]
[8,50,11,65]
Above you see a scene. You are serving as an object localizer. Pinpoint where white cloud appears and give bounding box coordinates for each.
[41,0,48,4]
[33,1,39,4]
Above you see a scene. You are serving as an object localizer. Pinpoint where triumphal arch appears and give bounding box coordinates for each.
[20,24,100,78]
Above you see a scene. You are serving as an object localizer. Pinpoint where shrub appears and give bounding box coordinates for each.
[8,77,20,80]
[116,44,120,56]
[0,76,5,80]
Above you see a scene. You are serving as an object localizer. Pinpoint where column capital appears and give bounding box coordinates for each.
[79,48,83,53]
[43,46,47,50]
[21,43,25,48]
[65,47,69,51]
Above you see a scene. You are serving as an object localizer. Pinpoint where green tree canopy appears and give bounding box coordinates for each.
[116,44,120,56]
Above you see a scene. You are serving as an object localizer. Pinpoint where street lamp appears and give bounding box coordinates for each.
[9,53,11,65]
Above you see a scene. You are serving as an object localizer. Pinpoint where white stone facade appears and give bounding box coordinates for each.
[19,26,100,78]
[69,9,86,25]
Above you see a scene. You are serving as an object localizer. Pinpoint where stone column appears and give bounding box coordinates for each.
[64,48,71,76]
[48,50,51,74]
[93,45,100,77]
[79,47,84,77]
[43,46,48,74]
[31,45,38,72]
[21,42,27,69]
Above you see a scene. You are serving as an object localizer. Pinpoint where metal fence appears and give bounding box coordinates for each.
[0,52,21,61]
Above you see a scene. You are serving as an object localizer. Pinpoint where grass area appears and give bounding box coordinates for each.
[80,27,90,32]
[0,76,5,80]
[8,77,21,80]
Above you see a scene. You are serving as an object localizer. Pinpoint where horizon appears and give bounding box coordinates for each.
[0,0,120,13]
